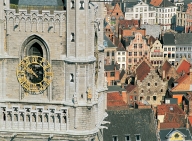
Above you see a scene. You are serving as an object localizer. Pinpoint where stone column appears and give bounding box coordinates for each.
[0,0,4,55]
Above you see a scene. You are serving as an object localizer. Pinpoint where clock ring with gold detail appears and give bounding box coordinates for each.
[16,56,53,95]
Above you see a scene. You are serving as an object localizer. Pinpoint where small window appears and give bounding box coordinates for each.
[70,73,74,82]
[71,33,75,42]
[161,89,163,92]
[79,0,84,10]
[135,134,140,141]
[71,0,75,9]
[155,83,157,86]
[134,44,137,48]
[118,52,121,55]
[125,135,130,141]
[153,96,156,101]
[122,52,125,55]
[148,83,150,86]
[113,135,118,141]
[110,72,115,77]
[164,47,167,51]
[147,96,150,100]
[112,51,115,56]
[107,52,109,56]
[129,52,132,56]
[139,44,142,48]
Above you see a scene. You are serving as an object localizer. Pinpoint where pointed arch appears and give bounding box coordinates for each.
[20,35,50,61]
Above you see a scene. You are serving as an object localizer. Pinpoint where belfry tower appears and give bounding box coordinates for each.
[0,0,108,140]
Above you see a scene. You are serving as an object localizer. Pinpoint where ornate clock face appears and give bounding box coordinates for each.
[16,56,53,95]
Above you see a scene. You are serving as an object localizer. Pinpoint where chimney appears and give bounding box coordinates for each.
[163,70,165,79]
[184,105,188,113]
[157,120,160,131]
[186,117,189,129]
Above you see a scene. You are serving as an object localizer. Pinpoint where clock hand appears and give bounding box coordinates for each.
[26,67,38,78]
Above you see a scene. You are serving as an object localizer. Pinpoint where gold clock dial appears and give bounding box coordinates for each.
[16,56,53,95]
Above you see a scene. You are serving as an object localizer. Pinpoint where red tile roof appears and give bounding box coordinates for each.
[160,123,180,129]
[148,36,156,45]
[157,104,185,115]
[126,84,137,93]
[150,0,163,6]
[119,20,139,28]
[177,59,191,74]
[136,61,150,81]
[107,92,127,108]
[162,60,172,74]
[157,104,186,129]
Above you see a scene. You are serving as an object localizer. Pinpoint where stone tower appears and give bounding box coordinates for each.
[0,0,108,140]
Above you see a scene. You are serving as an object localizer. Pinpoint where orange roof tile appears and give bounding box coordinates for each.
[150,0,163,6]
[171,73,192,91]
[177,59,191,74]
[119,20,139,28]
[160,122,180,129]
[107,92,127,108]
[157,104,185,115]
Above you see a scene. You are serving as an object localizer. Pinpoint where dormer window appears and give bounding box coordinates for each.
[80,0,84,10]
[135,134,141,141]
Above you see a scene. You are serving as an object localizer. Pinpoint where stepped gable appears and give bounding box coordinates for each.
[110,3,124,17]
[176,57,191,74]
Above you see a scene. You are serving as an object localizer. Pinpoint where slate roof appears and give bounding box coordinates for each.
[107,85,126,92]
[10,0,64,6]
[163,33,175,45]
[104,35,116,48]
[104,64,120,71]
[136,61,151,81]
[119,69,126,80]
[165,98,178,104]
[140,24,161,38]
[175,33,192,45]
[103,109,158,141]
[159,128,192,141]
[159,0,176,7]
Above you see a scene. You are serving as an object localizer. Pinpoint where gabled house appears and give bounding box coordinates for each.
[150,39,164,67]
[159,60,179,80]
[133,58,167,106]
[126,32,150,70]
[105,64,120,86]
[110,3,124,33]
[159,128,192,141]
[104,35,117,65]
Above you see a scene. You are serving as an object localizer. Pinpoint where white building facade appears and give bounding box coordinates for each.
[116,48,127,70]
[156,6,177,31]
[125,1,156,25]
